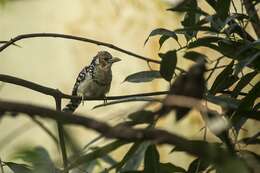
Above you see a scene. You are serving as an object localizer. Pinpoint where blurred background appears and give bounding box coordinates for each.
[0,0,259,172]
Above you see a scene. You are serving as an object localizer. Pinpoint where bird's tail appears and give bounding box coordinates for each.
[62,99,81,113]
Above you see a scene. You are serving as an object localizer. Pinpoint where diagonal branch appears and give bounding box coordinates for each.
[0,100,230,167]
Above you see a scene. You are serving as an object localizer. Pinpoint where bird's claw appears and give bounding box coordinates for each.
[81,95,85,106]
[103,96,107,104]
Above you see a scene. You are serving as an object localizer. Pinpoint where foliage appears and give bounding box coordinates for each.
[0,0,259,173]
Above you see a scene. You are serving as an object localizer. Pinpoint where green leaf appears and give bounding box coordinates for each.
[144,144,160,173]
[159,163,186,173]
[184,51,207,62]
[254,0,260,5]
[187,159,210,173]
[216,40,260,70]
[167,6,208,16]
[102,154,118,166]
[253,40,260,49]
[218,40,241,58]
[208,15,226,31]
[240,150,260,165]
[235,52,260,74]
[216,157,250,173]
[166,0,208,18]
[188,36,222,49]
[205,0,217,11]
[118,142,150,172]
[144,28,178,46]
[124,71,161,83]
[128,110,155,124]
[14,146,57,173]
[4,162,32,173]
[224,19,254,41]
[159,50,177,81]
[216,0,231,20]
[159,35,170,49]
[232,81,260,131]
[175,26,219,34]
[206,94,239,109]
[231,71,258,98]
[179,0,200,41]
[239,132,260,145]
[239,81,260,109]
[67,140,127,170]
[210,61,235,94]
[254,102,260,110]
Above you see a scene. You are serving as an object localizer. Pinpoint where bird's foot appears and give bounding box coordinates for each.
[81,95,85,106]
[103,96,107,104]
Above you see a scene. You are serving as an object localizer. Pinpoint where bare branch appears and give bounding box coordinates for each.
[55,97,68,172]
[93,97,162,109]
[31,117,59,147]
[0,74,62,98]
[0,74,168,101]
[0,33,186,72]
[0,33,160,63]
[0,100,229,166]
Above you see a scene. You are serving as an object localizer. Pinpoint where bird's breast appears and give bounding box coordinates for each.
[77,78,111,97]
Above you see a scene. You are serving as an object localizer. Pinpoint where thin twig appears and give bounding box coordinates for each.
[55,97,68,173]
[0,41,21,48]
[92,97,162,109]
[0,33,185,72]
[0,74,168,101]
[206,64,228,72]
[31,117,59,147]
[231,0,238,14]
[0,33,159,63]
[206,59,220,81]
[0,73,247,103]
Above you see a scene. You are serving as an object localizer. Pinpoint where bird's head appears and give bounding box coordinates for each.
[188,60,206,79]
[92,51,121,71]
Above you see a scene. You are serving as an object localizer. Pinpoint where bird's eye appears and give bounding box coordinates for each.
[104,57,110,61]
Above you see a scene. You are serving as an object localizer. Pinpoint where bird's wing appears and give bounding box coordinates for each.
[72,65,93,96]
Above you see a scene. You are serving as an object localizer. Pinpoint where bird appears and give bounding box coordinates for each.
[158,61,206,120]
[63,51,121,113]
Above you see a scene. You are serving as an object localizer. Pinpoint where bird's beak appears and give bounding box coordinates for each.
[111,57,121,63]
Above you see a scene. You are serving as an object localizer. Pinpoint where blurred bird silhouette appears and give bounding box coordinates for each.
[158,61,206,120]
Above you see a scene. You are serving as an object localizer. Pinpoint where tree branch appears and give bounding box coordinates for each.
[55,97,68,172]
[0,74,168,101]
[0,33,160,63]
[31,117,59,146]
[0,33,187,72]
[0,100,230,166]
[243,0,260,38]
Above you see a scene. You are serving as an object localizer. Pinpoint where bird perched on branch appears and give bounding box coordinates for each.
[63,51,121,113]
[158,61,206,120]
